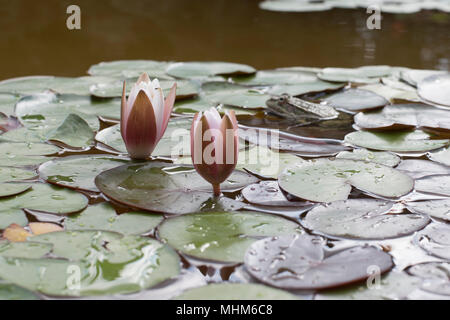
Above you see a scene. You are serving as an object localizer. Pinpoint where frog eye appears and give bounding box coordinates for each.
[278,96,286,103]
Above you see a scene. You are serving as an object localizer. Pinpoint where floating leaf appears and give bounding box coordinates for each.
[65,203,163,235]
[0,281,39,300]
[323,88,389,112]
[396,159,450,179]
[29,222,63,235]
[166,62,255,79]
[174,283,299,300]
[0,94,19,116]
[259,1,333,12]
[88,60,171,78]
[359,83,420,103]
[401,69,447,87]
[0,184,32,198]
[158,211,302,263]
[278,158,414,203]
[245,234,393,290]
[268,80,344,96]
[318,66,393,83]
[418,73,450,107]
[354,104,450,132]
[428,147,450,167]
[39,155,130,192]
[302,199,429,240]
[202,82,269,109]
[407,199,450,222]
[46,114,94,149]
[2,224,32,242]
[235,69,317,86]
[0,167,35,197]
[345,130,449,153]
[0,141,60,166]
[407,262,450,297]
[0,240,52,259]
[336,149,400,167]
[95,118,191,157]
[95,162,257,215]
[414,224,450,260]
[415,175,450,197]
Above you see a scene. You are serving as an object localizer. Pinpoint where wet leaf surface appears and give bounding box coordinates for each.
[88,60,171,78]
[323,88,389,112]
[242,181,313,207]
[245,234,393,290]
[166,62,256,79]
[428,147,450,167]
[415,175,450,197]
[336,149,400,167]
[202,82,270,109]
[406,262,450,297]
[396,159,450,179]
[418,73,450,107]
[0,141,60,166]
[414,224,450,260]
[407,199,450,222]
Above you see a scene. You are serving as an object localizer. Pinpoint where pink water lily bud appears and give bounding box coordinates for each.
[121,73,177,159]
[191,107,239,196]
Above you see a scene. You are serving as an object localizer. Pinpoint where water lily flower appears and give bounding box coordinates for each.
[191,107,239,196]
[121,73,177,159]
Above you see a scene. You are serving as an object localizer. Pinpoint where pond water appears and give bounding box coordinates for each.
[0,0,449,80]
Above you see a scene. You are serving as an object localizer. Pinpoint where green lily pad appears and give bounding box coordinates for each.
[359,83,420,103]
[88,60,171,78]
[0,94,19,116]
[95,162,257,215]
[428,147,450,166]
[47,114,94,149]
[235,69,317,86]
[0,240,53,259]
[0,141,60,166]
[415,175,450,197]
[407,199,450,222]
[202,82,270,109]
[336,149,400,167]
[354,104,450,132]
[173,97,256,115]
[95,118,191,157]
[158,210,302,263]
[302,199,430,240]
[268,80,345,96]
[396,159,450,179]
[418,73,450,107]
[344,130,449,153]
[0,167,36,182]
[414,224,450,260]
[0,184,32,198]
[65,203,163,235]
[323,88,389,112]
[318,66,393,83]
[174,283,299,300]
[166,62,255,79]
[90,78,198,100]
[0,281,39,300]
[0,183,88,229]
[278,158,414,203]
[39,155,130,192]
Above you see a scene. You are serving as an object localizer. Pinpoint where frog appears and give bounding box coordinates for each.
[266,94,339,123]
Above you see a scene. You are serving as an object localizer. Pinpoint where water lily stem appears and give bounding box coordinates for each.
[213,184,221,197]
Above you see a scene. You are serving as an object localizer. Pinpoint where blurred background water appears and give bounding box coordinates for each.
[0,0,448,80]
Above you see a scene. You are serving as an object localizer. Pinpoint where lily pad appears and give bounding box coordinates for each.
[336,149,400,167]
[244,234,393,290]
[401,69,448,87]
[0,141,60,166]
[259,1,333,12]
[0,94,19,116]
[302,199,430,240]
[0,184,32,198]
[318,66,393,83]
[166,62,256,79]
[415,175,450,197]
[39,155,130,192]
[95,162,257,215]
[46,114,94,149]
[323,88,389,112]
[414,224,450,260]
[428,147,450,167]
[354,104,450,132]
[174,283,299,300]
[0,167,36,182]
[88,60,171,78]
[235,69,317,86]
[278,158,414,203]
[359,83,420,103]
[396,159,450,179]
[418,73,450,107]
[65,203,163,235]
[95,118,191,157]
[0,240,53,259]
[268,80,345,96]
[158,210,302,263]
[173,97,256,115]
[344,130,449,153]
[407,262,450,297]
[407,199,450,222]
[0,281,39,300]
[202,82,269,109]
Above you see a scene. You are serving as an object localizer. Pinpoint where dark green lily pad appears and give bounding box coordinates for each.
[414,224,450,260]
[418,73,450,107]
[0,240,53,259]
[396,159,450,179]
[174,283,299,300]
[318,66,393,83]
[278,158,414,203]
[39,155,130,192]
[407,199,450,222]
[345,130,449,153]
[166,62,255,79]
[95,162,257,215]
[47,114,94,149]
[95,118,191,157]
[415,175,450,197]
[0,141,60,166]
[0,94,19,116]
[323,88,389,112]
[245,234,393,290]
[302,199,430,240]
[0,281,39,300]
[158,210,302,263]
[354,104,450,132]
[407,262,450,297]
[88,60,171,78]
[65,202,163,235]
[202,82,269,109]
[428,147,450,167]
[336,149,400,167]
[0,184,32,198]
